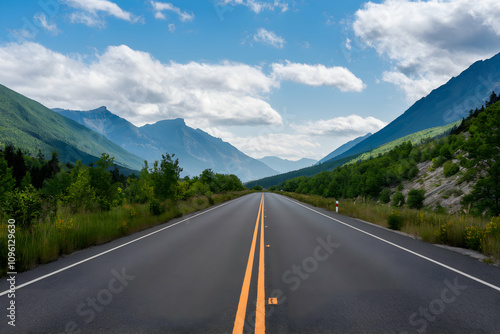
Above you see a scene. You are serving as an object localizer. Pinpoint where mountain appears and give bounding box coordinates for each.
[318,133,372,164]
[54,108,278,181]
[53,107,164,163]
[327,52,500,163]
[0,84,143,171]
[258,156,316,174]
[141,119,278,181]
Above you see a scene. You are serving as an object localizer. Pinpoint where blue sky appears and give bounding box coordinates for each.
[1,0,500,160]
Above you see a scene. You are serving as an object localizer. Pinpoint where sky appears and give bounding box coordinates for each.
[1,0,500,161]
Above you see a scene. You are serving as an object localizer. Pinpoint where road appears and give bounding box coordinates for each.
[1,192,499,333]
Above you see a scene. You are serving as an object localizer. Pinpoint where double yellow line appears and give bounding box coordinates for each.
[233,194,266,334]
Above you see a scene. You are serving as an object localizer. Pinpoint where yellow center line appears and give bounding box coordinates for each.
[255,194,266,333]
[233,194,264,334]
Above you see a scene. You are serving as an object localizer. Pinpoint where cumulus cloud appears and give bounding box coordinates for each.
[253,28,285,48]
[291,115,387,137]
[353,0,500,102]
[0,42,281,127]
[151,1,194,22]
[34,14,60,34]
[271,61,365,92]
[64,0,139,26]
[218,0,288,14]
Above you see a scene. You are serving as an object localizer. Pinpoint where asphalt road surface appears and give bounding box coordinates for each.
[1,192,500,333]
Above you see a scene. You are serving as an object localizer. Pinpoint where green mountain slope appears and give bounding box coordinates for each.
[0,84,143,170]
[247,121,460,189]
[317,132,372,164]
[257,156,317,174]
[326,52,500,164]
[346,121,460,165]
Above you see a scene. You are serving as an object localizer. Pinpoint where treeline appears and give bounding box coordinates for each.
[0,147,245,228]
[271,94,500,217]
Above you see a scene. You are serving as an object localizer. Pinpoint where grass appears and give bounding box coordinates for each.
[346,121,460,165]
[278,192,499,262]
[0,190,251,276]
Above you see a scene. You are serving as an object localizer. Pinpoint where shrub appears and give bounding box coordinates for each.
[465,226,485,251]
[407,189,426,209]
[388,211,404,230]
[443,161,460,177]
[380,189,391,204]
[392,191,405,207]
[149,199,165,216]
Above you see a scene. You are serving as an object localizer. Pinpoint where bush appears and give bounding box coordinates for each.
[380,189,391,204]
[465,226,485,251]
[388,211,404,230]
[443,161,460,177]
[149,199,165,216]
[4,186,42,228]
[392,191,405,207]
[407,189,426,210]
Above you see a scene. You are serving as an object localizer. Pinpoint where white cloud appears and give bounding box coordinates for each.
[151,1,194,22]
[253,28,285,48]
[168,23,176,33]
[69,12,106,28]
[0,42,281,128]
[291,115,387,137]
[226,133,319,160]
[34,14,60,35]
[271,61,365,92]
[64,0,139,26]
[219,0,288,14]
[353,0,500,102]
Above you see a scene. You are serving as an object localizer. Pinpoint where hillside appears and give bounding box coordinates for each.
[0,85,143,171]
[318,133,371,164]
[54,108,278,182]
[272,97,500,216]
[346,121,460,165]
[246,121,459,189]
[328,51,500,163]
[257,156,316,174]
[244,154,356,189]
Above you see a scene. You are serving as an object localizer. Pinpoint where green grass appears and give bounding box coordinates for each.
[0,190,251,276]
[346,121,460,165]
[278,192,499,262]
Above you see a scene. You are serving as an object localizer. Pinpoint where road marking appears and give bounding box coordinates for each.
[0,196,246,297]
[268,298,278,305]
[281,195,500,293]
[256,193,266,334]
[233,194,264,334]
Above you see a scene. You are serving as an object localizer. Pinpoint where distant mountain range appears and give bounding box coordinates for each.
[317,133,372,164]
[257,156,316,174]
[54,107,278,181]
[323,51,500,164]
[0,84,143,172]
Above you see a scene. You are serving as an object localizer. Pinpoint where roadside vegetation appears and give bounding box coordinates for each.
[0,148,250,276]
[271,93,500,261]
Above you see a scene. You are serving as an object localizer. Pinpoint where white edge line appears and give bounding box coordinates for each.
[0,196,245,297]
[280,195,500,293]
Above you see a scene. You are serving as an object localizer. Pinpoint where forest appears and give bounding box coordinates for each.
[0,147,247,275]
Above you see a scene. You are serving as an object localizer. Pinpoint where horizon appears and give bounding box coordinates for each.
[1,1,500,160]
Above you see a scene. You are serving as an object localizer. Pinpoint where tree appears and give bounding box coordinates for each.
[392,191,405,207]
[151,153,182,200]
[0,155,15,206]
[407,189,426,209]
[89,153,118,210]
[465,102,500,215]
